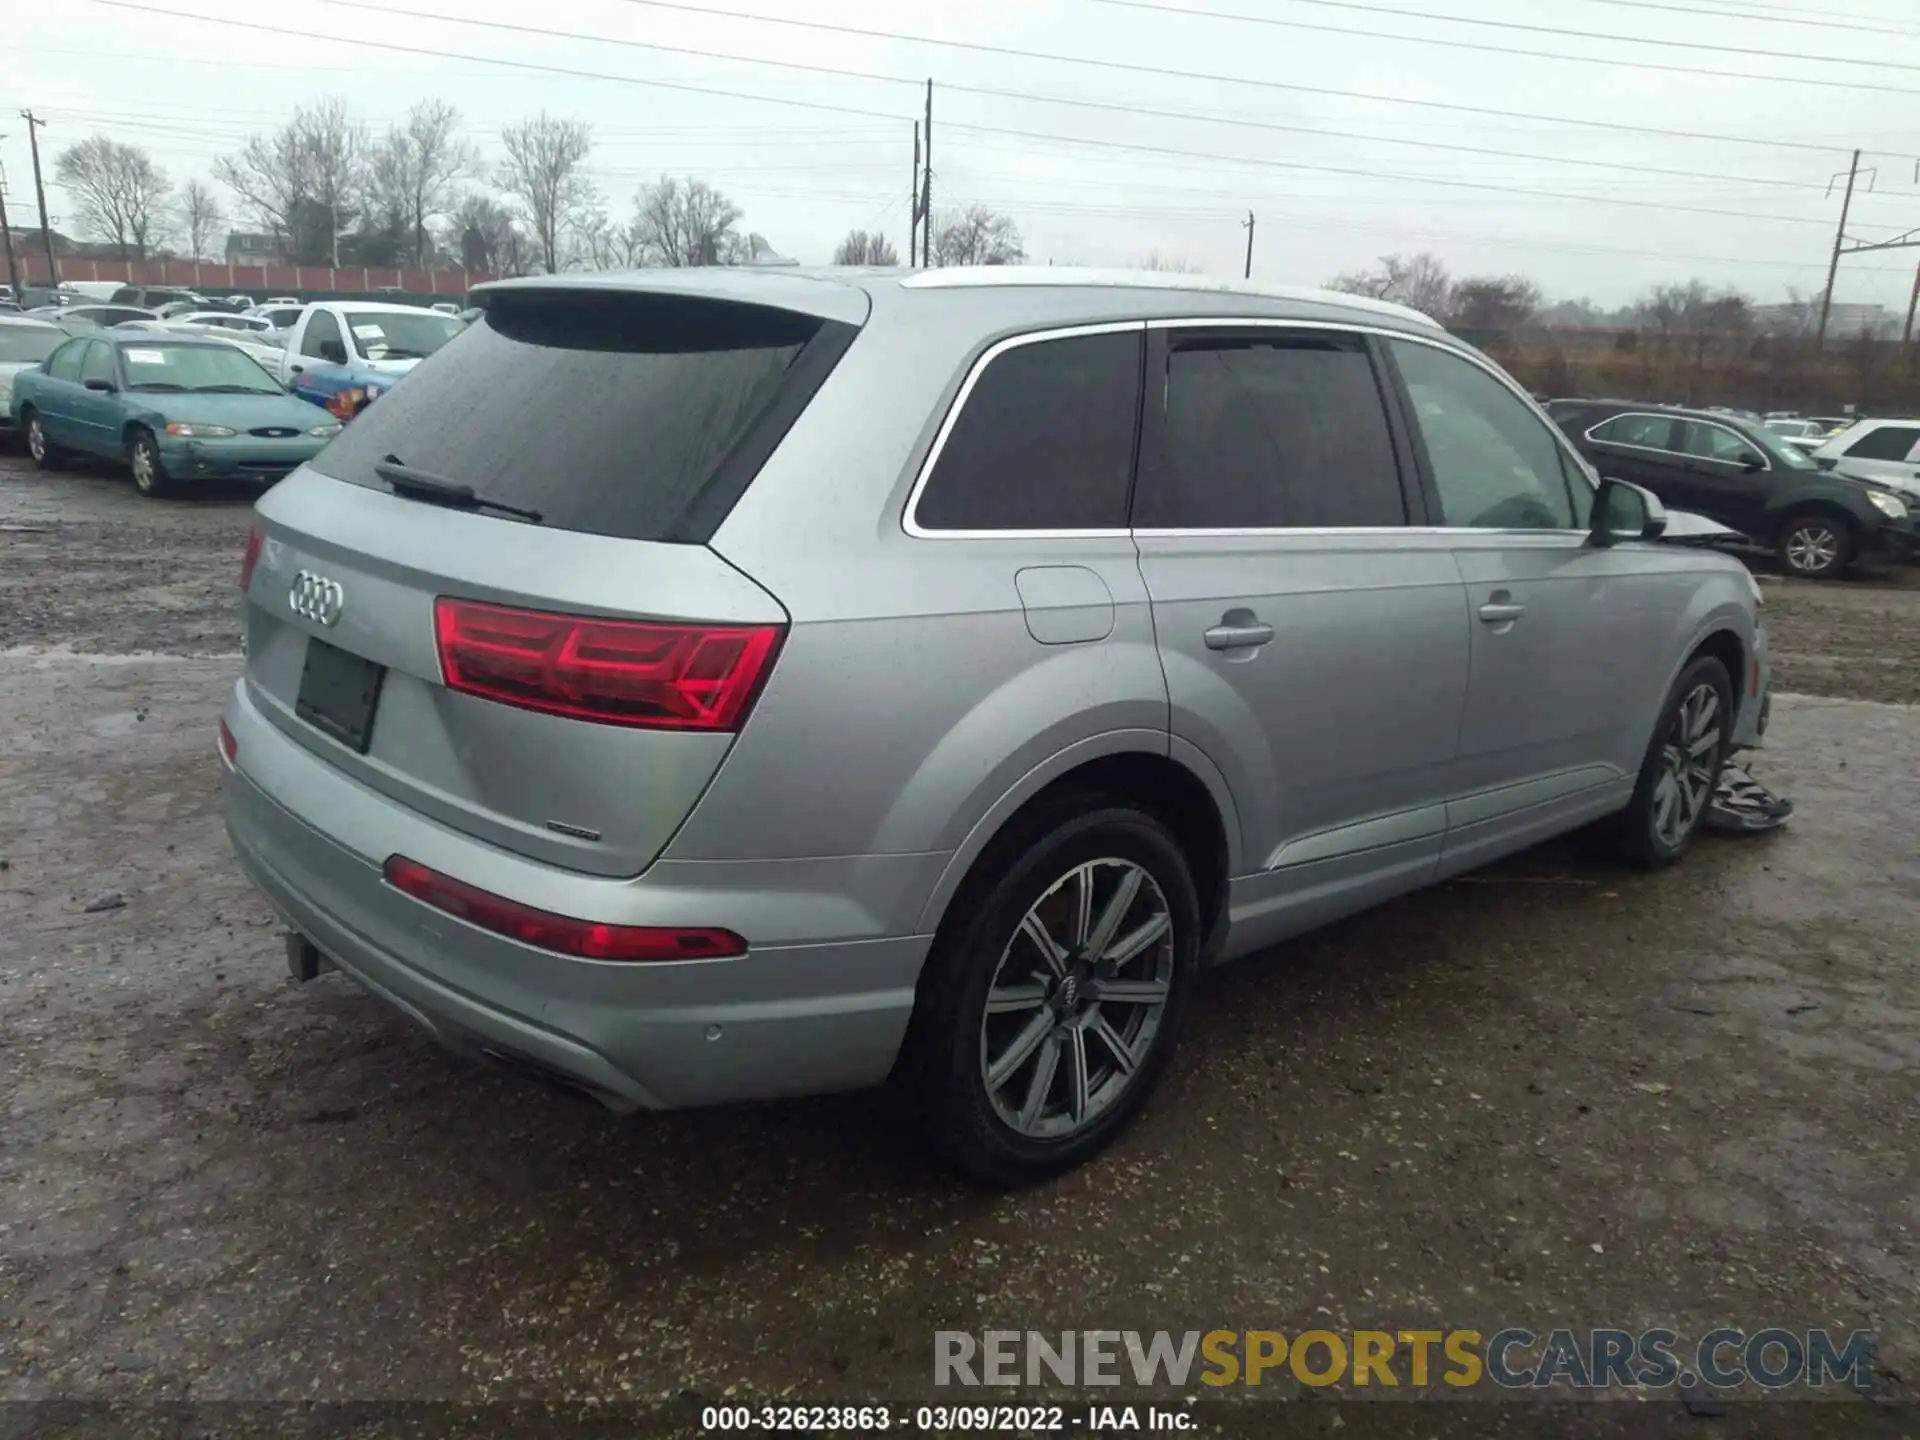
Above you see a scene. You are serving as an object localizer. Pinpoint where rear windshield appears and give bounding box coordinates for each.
[0,327,62,363]
[311,290,853,542]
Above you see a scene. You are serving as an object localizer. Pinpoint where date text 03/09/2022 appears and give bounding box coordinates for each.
[699,1403,1192,1431]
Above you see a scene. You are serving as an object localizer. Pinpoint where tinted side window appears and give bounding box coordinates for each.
[914,329,1141,532]
[1680,421,1758,464]
[80,342,116,386]
[1136,333,1406,529]
[1391,339,1576,530]
[46,340,86,383]
[109,287,138,304]
[1592,414,1677,450]
[1844,425,1920,461]
[303,310,343,358]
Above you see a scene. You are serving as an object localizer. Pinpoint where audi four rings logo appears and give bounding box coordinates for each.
[289,570,346,627]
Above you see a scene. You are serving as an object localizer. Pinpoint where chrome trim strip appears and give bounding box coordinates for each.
[902,315,1598,541]
[1586,412,1771,471]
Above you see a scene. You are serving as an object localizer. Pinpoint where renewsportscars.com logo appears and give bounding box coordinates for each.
[933,1328,1874,1392]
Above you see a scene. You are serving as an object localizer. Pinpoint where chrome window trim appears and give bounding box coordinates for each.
[902,315,1597,541]
[901,320,1146,541]
[1583,411,1687,459]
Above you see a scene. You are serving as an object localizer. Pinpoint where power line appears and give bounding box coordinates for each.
[1087,0,1920,74]
[608,0,1920,101]
[93,0,912,124]
[321,0,1850,195]
[1554,0,1919,38]
[591,0,1895,157]
[94,0,1877,161]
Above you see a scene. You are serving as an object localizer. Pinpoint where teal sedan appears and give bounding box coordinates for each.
[10,331,341,498]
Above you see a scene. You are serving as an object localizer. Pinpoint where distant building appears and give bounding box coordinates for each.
[225,230,285,265]
[1753,300,1896,338]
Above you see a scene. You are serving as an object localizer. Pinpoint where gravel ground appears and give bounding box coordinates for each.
[2,454,1917,1434]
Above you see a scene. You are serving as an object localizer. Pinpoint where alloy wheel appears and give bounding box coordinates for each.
[27,418,46,462]
[1652,681,1721,849]
[130,439,154,491]
[1785,523,1839,574]
[978,857,1175,1141]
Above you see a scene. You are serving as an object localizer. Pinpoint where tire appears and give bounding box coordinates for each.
[906,798,1201,1186]
[24,411,63,470]
[1775,511,1853,579]
[127,428,176,499]
[1609,655,1734,868]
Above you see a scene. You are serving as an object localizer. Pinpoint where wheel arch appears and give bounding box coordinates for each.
[1766,497,1862,543]
[912,738,1238,957]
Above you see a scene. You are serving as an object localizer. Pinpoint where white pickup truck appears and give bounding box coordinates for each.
[277,301,467,417]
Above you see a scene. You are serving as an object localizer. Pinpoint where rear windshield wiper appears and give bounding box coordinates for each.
[374,454,543,524]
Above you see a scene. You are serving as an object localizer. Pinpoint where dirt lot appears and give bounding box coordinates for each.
[2,456,1917,1434]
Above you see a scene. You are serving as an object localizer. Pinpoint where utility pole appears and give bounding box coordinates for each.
[1905,255,1920,354]
[0,150,23,301]
[1815,148,1861,356]
[20,111,58,287]
[1242,211,1255,280]
[909,122,919,268]
[921,80,933,268]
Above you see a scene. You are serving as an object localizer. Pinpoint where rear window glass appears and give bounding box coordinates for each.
[311,291,850,543]
[0,327,62,363]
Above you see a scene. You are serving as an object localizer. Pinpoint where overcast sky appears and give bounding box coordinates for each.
[7,0,1920,306]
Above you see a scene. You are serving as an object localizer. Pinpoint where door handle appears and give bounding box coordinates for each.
[1478,595,1526,624]
[1204,617,1274,651]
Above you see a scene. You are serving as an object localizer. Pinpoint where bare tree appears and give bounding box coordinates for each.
[831,229,899,266]
[55,136,172,260]
[496,113,594,274]
[1448,275,1540,330]
[631,177,743,267]
[449,190,529,275]
[1327,252,1452,317]
[370,101,480,269]
[1134,250,1201,273]
[570,204,647,271]
[929,205,1024,267]
[215,98,367,266]
[179,179,224,261]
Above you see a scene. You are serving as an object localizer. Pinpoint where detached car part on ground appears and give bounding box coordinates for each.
[11,333,339,497]
[222,269,1771,1185]
[1547,399,1919,579]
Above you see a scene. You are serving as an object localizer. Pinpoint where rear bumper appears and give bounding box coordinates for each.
[221,680,931,1110]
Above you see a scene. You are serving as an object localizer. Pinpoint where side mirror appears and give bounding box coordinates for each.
[1590,478,1668,547]
[1739,453,1766,473]
[83,378,116,393]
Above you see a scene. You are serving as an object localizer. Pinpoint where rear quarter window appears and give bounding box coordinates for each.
[1843,425,1920,461]
[911,328,1143,533]
[309,290,857,543]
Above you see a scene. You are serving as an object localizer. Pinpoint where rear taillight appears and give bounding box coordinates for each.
[217,716,238,767]
[433,598,783,732]
[382,856,746,962]
[239,524,263,593]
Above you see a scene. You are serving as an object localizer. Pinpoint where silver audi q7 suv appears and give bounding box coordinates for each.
[222,267,1769,1184]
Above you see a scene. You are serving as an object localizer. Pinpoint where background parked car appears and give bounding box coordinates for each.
[247,303,307,332]
[31,304,160,332]
[0,315,67,435]
[1809,418,1920,501]
[1551,400,1917,578]
[11,331,340,496]
[108,285,205,311]
[1761,417,1833,454]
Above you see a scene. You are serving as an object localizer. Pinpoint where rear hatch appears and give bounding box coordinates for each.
[241,280,865,877]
